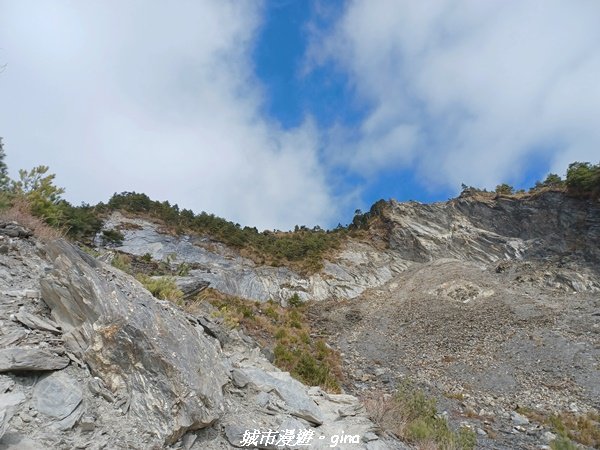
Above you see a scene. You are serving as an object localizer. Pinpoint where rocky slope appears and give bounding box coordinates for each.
[0,223,404,449]
[2,191,599,449]
[100,191,600,303]
[94,191,600,448]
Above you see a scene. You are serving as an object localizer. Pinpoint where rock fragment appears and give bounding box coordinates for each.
[33,371,83,420]
[0,348,69,372]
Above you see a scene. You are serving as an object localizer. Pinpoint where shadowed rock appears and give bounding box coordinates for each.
[0,392,25,440]
[40,240,229,445]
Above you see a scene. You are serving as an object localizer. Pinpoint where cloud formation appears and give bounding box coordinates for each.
[0,1,334,230]
[310,0,600,190]
[2,1,599,229]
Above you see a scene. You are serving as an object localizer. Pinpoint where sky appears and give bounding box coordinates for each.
[1,0,599,230]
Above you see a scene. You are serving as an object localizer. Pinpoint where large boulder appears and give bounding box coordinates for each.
[39,240,228,445]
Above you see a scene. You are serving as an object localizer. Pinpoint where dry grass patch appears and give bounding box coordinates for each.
[0,198,62,241]
[363,382,476,450]
[517,407,600,448]
[136,274,183,303]
[199,290,343,393]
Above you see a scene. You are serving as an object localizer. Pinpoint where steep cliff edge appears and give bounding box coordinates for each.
[312,193,600,449]
[384,192,600,266]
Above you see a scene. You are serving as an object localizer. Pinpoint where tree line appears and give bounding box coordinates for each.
[1,137,598,271]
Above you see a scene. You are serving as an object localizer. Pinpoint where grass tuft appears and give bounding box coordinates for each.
[363,381,476,450]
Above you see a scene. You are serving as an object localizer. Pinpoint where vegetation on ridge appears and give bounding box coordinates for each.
[106,191,350,273]
[1,137,598,269]
[461,161,600,200]
[516,406,600,449]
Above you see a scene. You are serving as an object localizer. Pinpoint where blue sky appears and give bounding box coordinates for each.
[1,1,599,229]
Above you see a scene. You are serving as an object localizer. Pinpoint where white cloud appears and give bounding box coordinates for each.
[310,0,600,190]
[0,0,335,230]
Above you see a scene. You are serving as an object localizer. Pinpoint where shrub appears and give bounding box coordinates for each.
[177,262,191,276]
[495,183,514,195]
[288,293,303,308]
[517,408,600,448]
[0,137,9,192]
[11,165,65,227]
[363,381,476,450]
[551,436,579,450]
[101,229,124,246]
[541,173,564,188]
[111,253,132,273]
[566,162,600,198]
[206,292,342,393]
[59,202,103,241]
[136,274,183,302]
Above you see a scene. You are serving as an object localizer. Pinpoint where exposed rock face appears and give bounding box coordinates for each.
[0,348,69,372]
[2,191,599,449]
[100,192,600,305]
[40,239,229,444]
[384,192,600,266]
[99,212,409,303]
[309,193,600,449]
[0,224,400,449]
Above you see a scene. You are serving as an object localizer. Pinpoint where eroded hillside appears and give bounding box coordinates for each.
[2,189,598,449]
[0,222,404,449]
[94,190,600,449]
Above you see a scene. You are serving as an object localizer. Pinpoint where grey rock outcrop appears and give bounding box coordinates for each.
[99,212,408,303]
[98,192,600,306]
[0,222,31,239]
[231,368,324,425]
[1,223,400,449]
[40,239,229,444]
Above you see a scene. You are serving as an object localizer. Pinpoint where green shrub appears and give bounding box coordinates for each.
[495,183,514,195]
[0,137,9,192]
[364,381,476,450]
[10,165,65,227]
[136,275,183,302]
[551,436,579,450]
[102,229,124,246]
[177,262,191,276]
[60,202,103,241]
[274,328,287,340]
[288,293,303,307]
[207,293,343,393]
[264,306,278,320]
[566,162,600,198]
[540,173,565,188]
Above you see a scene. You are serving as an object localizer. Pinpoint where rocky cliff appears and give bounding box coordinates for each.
[0,223,404,449]
[100,191,600,304]
[1,190,599,449]
[91,191,600,449]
